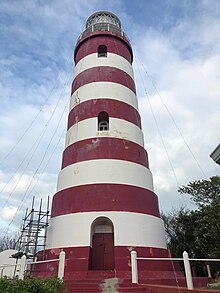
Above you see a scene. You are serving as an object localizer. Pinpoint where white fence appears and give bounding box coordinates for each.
[1,249,219,289]
[0,251,65,281]
[131,250,220,290]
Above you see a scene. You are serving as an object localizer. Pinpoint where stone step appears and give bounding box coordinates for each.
[66,283,102,293]
[139,276,210,288]
[118,284,151,292]
[65,270,115,280]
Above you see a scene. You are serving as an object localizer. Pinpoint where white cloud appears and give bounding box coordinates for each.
[131,6,220,212]
[0,0,219,231]
[0,171,57,231]
[0,207,18,222]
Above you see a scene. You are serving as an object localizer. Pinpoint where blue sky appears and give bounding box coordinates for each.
[0,0,219,234]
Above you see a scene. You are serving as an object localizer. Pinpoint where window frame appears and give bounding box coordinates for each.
[98,45,107,57]
[98,111,109,131]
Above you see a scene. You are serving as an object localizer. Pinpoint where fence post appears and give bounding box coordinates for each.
[0,267,4,278]
[206,264,212,278]
[131,250,138,284]
[18,255,27,280]
[58,250,65,280]
[183,251,193,290]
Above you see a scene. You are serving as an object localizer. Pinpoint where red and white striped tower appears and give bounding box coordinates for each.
[37,11,175,279]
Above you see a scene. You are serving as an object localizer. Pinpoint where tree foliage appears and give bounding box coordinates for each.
[178,175,220,208]
[163,176,220,276]
[162,208,199,258]
[0,233,19,252]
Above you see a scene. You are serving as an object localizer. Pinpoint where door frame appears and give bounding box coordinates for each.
[89,217,115,270]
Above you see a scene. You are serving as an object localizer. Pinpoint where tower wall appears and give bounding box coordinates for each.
[36,12,176,279]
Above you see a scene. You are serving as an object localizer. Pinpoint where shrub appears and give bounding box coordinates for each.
[0,276,66,293]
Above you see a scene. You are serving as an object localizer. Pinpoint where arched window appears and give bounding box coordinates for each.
[98,111,109,131]
[98,45,107,57]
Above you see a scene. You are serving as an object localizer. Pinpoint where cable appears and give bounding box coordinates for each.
[0,45,73,169]
[133,49,203,254]
[26,128,66,199]
[2,31,85,230]
[109,33,190,208]
[23,97,69,202]
[5,99,69,233]
[135,53,207,179]
[136,54,190,208]
[111,33,188,205]
[0,56,72,208]
[135,55,181,186]
[2,71,72,235]
[3,97,70,234]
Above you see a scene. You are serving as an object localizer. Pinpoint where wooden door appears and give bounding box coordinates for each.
[91,233,114,270]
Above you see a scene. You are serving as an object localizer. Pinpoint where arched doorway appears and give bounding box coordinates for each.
[90,217,114,270]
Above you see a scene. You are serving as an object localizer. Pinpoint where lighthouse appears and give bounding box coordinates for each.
[36,11,175,279]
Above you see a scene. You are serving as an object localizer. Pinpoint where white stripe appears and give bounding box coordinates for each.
[46,212,167,249]
[65,117,144,148]
[74,53,134,79]
[57,159,154,192]
[70,82,138,111]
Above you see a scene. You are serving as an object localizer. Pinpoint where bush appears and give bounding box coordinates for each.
[0,276,66,293]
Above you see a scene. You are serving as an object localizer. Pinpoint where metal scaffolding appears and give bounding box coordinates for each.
[16,196,50,262]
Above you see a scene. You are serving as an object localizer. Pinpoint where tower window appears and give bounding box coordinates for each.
[98,111,109,131]
[98,45,107,57]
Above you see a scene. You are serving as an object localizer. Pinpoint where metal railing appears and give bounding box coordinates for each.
[77,23,130,44]
[0,251,65,281]
[131,250,220,290]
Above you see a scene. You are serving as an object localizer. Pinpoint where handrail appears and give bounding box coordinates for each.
[0,251,65,281]
[137,257,220,261]
[137,257,183,260]
[77,23,130,44]
[131,250,220,290]
[189,258,220,261]
[28,258,59,265]
[0,263,20,268]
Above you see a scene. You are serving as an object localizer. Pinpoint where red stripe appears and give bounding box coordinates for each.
[71,66,136,95]
[74,33,132,64]
[51,184,159,217]
[114,246,178,275]
[62,137,148,169]
[35,246,177,278]
[38,246,170,262]
[67,99,141,129]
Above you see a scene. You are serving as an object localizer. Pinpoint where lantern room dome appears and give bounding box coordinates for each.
[86,11,121,29]
[77,10,130,44]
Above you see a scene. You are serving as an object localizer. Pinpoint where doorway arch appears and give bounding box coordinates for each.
[90,217,115,270]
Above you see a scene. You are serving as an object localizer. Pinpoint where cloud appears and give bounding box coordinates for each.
[0,0,219,232]
[0,0,102,233]
[0,171,57,231]
[130,3,220,212]
[0,206,19,222]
